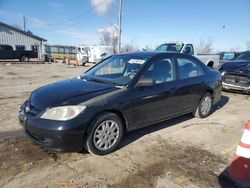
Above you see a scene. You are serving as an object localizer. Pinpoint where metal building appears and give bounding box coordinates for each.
[0,21,47,60]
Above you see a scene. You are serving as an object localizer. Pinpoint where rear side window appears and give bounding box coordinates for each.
[16,45,25,51]
[177,58,204,79]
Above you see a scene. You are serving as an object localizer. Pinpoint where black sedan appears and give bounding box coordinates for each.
[19,52,222,155]
[219,51,250,93]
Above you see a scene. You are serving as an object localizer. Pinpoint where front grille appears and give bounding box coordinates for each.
[24,102,41,117]
[223,74,250,88]
[27,104,41,116]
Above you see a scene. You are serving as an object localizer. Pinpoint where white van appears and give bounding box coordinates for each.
[77,45,113,65]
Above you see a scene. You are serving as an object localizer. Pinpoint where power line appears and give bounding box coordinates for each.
[28,0,107,26]
[47,11,99,32]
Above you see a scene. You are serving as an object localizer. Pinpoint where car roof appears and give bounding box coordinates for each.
[117,51,179,58]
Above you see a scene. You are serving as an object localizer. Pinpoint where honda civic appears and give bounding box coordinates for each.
[19,52,222,155]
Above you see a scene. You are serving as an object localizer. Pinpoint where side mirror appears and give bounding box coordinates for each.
[136,78,156,87]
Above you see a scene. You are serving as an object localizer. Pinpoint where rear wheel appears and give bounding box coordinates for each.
[20,55,29,62]
[84,113,124,155]
[194,93,213,118]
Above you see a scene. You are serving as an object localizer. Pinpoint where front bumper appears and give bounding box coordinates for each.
[19,105,87,152]
[222,82,250,93]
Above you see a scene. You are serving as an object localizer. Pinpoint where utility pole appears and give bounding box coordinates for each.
[117,0,122,54]
[23,16,27,31]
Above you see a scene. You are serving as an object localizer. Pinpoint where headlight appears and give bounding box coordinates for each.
[40,105,86,121]
[221,71,226,76]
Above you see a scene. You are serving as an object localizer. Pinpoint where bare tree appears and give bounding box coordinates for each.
[229,46,240,52]
[99,28,118,54]
[100,32,112,46]
[121,40,138,52]
[112,35,118,54]
[142,45,153,51]
[196,38,214,54]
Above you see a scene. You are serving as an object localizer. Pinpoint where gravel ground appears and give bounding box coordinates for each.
[0,62,249,188]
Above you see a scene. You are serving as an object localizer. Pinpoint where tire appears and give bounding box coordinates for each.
[84,113,124,155]
[194,93,213,118]
[20,55,29,62]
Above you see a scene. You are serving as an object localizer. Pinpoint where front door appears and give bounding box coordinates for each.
[132,56,180,129]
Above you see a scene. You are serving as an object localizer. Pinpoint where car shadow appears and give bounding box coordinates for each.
[211,95,229,114]
[118,95,229,150]
[119,114,193,149]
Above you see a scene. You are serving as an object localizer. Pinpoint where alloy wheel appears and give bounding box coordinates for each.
[93,120,120,151]
[200,96,212,115]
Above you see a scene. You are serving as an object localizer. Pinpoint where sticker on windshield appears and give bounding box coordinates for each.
[128,59,146,64]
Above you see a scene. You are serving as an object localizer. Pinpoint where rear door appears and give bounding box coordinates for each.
[132,55,180,128]
[175,55,207,113]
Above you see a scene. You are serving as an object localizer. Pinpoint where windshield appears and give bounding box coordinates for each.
[83,55,149,86]
[155,44,184,52]
[236,51,250,61]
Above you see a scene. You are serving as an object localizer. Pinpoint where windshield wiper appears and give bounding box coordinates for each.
[84,76,115,86]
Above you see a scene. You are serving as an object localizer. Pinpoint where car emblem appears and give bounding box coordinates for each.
[25,106,30,113]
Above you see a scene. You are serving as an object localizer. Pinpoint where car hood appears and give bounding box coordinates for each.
[30,78,116,110]
[221,60,250,75]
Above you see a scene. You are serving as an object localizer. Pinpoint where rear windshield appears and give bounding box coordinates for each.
[236,52,250,61]
[155,44,184,52]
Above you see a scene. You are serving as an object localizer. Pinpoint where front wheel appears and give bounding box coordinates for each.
[194,93,213,118]
[84,113,124,155]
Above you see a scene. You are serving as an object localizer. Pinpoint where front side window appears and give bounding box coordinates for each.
[177,58,204,79]
[83,55,149,86]
[31,45,38,52]
[143,58,175,84]
[183,45,194,55]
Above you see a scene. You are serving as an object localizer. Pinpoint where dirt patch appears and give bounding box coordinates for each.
[112,138,226,188]
[0,137,83,187]
[0,136,227,188]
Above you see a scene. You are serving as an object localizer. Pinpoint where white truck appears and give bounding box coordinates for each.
[155,42,220,68]
[77,45,113,65]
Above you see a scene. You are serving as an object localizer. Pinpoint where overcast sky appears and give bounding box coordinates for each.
[0,0,250,51]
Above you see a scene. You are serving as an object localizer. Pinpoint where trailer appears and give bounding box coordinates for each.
[77,45,113,65]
